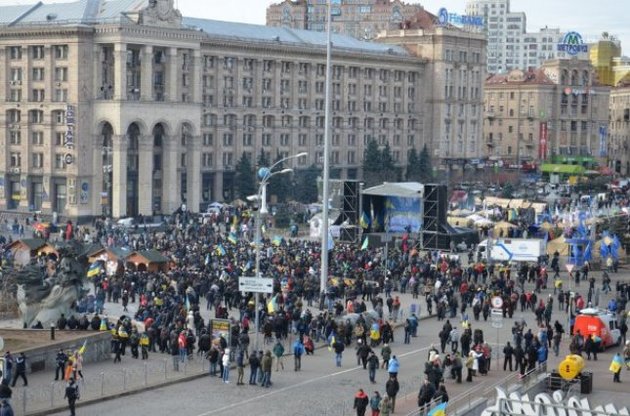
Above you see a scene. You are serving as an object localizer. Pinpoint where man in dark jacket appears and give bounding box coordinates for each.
[353,388,369,416]
[64,378,79,416]
[367,352,379,384]
[418,378,436,411]
[54,349,68,381]
[386,375,400,413]
[248,350,260,385]
[503,342,514,371]
[11,354,26,387]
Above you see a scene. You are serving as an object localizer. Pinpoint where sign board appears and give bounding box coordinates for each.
[565,263,575,274]
[210,319,231,346]
[239,276,273,293]
[557,31,588,56]
[491,296,503,309]
[494,243,513,261]
[491,314,503,328]
[437,7,484,27]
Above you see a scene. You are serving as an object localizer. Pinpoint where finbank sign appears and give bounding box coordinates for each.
[437,8,484,27]
[557,31,588,55]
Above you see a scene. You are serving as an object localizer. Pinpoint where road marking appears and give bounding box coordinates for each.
[195,345,432,416]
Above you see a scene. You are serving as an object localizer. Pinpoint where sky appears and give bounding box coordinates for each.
[0,0,625,54]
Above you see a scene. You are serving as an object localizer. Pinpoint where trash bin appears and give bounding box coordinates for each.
[580,371,593,394]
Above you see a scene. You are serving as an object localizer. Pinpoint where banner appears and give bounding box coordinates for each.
[210,319,231,346]
[539,122,548,160]
[599,126,607,157]
[385,196,422,233]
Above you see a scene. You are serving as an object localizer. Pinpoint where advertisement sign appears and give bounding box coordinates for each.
[210,319,231,346]
[599,126,607,157]
[80,182,89,204]
[65,104,75,165]
[437,7,484,27]
[557,31,588,55]
[385,196,422,233]
[539,122,548,160]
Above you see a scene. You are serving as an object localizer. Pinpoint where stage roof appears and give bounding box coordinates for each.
[362,182,424,198]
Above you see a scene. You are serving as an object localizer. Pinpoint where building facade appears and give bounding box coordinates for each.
[266,0,423,40]
[0,0,428,220]
[377,11,487,165]
[483,59,610,163]
[466,0,570,74]
[589,36,622,86]
[608,85,630,175]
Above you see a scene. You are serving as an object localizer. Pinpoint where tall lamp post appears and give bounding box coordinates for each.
[253,152,307,351]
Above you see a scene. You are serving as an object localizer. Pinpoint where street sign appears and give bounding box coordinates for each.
[239,276,273,293]
[491,296,503,309]
[565,264,575,274]
[491,314,503,328]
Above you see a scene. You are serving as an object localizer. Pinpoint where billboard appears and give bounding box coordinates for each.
[385,196,422,233]
[539,122,548,160]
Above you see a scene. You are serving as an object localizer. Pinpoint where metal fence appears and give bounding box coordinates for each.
[14,356,209,415]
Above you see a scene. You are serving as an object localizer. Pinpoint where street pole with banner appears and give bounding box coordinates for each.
[490,296,503,371]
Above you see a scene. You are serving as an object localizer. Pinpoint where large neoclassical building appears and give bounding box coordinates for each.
[0,0,485,220]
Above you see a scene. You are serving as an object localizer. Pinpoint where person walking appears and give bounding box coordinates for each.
[333,338,345,367]
[611,353,623,383]
[11,354,27,387]
[385,375,400,413]
[64,378,79,416]
[387,355,400,379]
[367,352,379,384]
[221,348,231,383]
[354,388,369,416]
[273,340,285,371]
[369,391,382,416]
[379,396,392,416]
[54,349,67,381]
[292,338,305,371]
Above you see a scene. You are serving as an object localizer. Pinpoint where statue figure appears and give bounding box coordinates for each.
[13,241,87,328]
[140,0,182,27]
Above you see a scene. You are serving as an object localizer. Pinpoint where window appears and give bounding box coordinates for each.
[32,45,44,59]
[7,110,20,123]
[53,110,66,124]
[222,133,233,146]
[53,89,68,102]
[315,99,324,111]
[202,153,213,167]
[298,62,309,75]
[202,133,213,146]
[363,101,372,112]
[30,110,44,123]
[242,96,253,107]
[262,96,271,108]
[32,89,45,102]
[9,89,21,102]
[298,134,307,146]
[9,46,22,60]
[348,134,356,146]
[242,132,254,145]
[262,133,271,146]
[203,55,215,69]
[316,64,325,76]
[9,130,21,145]
[32,131,44,146]
[10,152,21,167]
[315,81,324,94]
[281,79,291,93]
[54,45,68,60]
[55,132,66,146]
[32,67,44,81]
[280,134,289,146]
[10,68,22,81]
[349,67,359,78]
[243,58,254,71]
[180,154,187,168]
[223,57,234,70]
[54,153,67,169]
[281,61,292,74]
[364,85,372,96]
[32,153,43,168]
[365,68,374,80]
[298,80,308,94]
[263,60,273,73]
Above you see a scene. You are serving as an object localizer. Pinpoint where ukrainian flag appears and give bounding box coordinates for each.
[228,232,238,245]
[272,235,282,246]
[215,244,226,256]
[428,402,447,416]
[87,262,102,278]
[360,211,370,229]
[267,295,278,314]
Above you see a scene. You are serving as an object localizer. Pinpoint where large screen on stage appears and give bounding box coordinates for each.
[386,196,423,233]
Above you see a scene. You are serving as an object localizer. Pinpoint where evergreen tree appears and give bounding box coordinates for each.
[417,144,433,183]
[268,152,291,203]
[406,147,421,181]
[256,148,270,170]
[362,138,383,187]
[234,152,255,200]
[380,142,398,183]
[292,164,321,203]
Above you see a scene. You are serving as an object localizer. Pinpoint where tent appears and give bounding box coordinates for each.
[546,236,569,256]
[447,216,472,227]
[449,208,473,217]
[493,221,517,236]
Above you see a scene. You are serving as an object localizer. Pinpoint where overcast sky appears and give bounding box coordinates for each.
[0,0,625,54]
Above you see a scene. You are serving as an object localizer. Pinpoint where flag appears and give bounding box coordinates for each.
[327,229,334,251]
[611,235,620,260]
[78,340,87,355]
[428,402,447,416]
[361,236,369,250]
[360,211,370,229]
[583,241,592,261]
[185,294,191,312]
[267,295,278,314]
[87,262,102,278]
[600,242,609,259]
[228,232,238,245]
[272,235,282,246]
[261,224,267,235]
[215,244,226,256]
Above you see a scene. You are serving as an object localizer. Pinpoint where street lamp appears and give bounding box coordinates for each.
[253,152,307,351]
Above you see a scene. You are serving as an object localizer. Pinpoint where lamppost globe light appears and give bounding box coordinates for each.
[279,168,293,174]
[295,152,308,158]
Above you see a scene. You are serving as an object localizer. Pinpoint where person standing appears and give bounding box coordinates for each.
[221,348,231,383]
[11,354,26,387]
[379,396,392,416]
[261,350,273,388]
[387,355,400,378]
[333,338,345,367]
[54,349,67,381]
[0,399,13,416]
[354,388,369,416]
[236,349,245,385]
[385,375,400,413]
[64,378,79,416]
[380,344,391,369]
[503,342,514,371]
[248,350,260,385]
[273,340,285,371]
[3,353,13,384]
[417,378,436,413]
[611,353,623,383]
[292,338,305,371]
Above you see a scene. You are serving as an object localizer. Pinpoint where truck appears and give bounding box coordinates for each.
[476,238,546,263]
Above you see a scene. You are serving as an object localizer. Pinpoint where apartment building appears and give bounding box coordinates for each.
[484,59,610,162]
[608,85,630,175]
[0,0,427,220]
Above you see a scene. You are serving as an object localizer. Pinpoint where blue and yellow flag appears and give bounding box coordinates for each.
[360,211,370,229]
[87,262,102,278]
[428,402,447,416]
[215,244,226,256]
[228,232,238,245]
[272,235,282,246]
[267,295,278,314]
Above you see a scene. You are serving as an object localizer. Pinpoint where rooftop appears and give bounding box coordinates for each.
[486,68,555,86]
